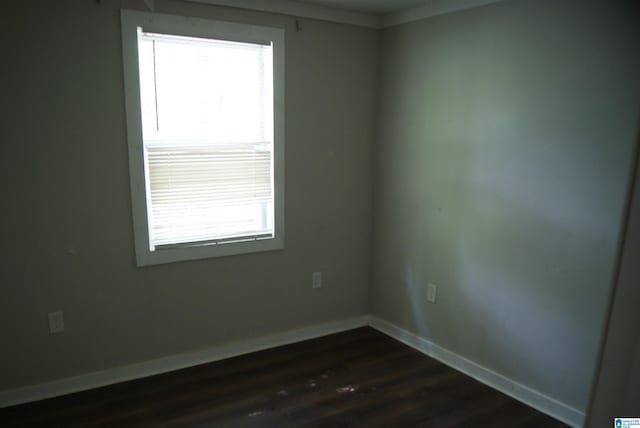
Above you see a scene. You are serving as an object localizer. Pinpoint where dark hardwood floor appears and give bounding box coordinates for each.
[1,327,568,427]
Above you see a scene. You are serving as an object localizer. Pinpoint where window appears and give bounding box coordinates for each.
[121,10,285,266]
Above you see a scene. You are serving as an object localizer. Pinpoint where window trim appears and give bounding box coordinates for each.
[121,10,285,266]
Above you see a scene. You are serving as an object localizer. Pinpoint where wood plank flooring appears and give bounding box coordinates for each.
[1,327,568,427]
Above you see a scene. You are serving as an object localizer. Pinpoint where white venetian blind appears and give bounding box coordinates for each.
[136,29,275,250]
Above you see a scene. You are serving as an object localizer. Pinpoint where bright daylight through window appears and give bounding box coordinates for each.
[121,11,285,266]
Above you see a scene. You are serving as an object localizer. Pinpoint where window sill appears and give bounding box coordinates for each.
[135,235,284,266]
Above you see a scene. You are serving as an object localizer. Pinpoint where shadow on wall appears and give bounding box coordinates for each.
[397,135,615,406]
[586,117,640,426]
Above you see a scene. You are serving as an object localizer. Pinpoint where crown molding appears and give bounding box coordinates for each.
[182,0,510,29]
[381,0,507,27]
[185,0,381,28]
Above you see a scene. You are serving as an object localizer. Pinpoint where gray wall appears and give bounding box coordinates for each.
[0,0,377,390]
[372,0,640,412]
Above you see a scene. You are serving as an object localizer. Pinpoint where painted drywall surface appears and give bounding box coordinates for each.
[0,0,377,390]
[587,143,640,426]
[372,0,640,411]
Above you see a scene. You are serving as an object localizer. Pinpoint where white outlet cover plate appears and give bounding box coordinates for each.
[426,283,437,303]
[312,272,322,288]
[48,311,65,333]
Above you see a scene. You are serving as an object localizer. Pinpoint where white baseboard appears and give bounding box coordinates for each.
[368,316,585,428]
[0,313,587,428]
[0,315,369,408]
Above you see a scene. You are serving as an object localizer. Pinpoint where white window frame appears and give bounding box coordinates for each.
[121,10,285,266]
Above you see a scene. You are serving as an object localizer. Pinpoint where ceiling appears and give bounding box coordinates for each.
[295,0,431,14]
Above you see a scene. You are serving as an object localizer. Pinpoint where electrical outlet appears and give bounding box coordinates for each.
[426,283,437,303]
[312,272,322,289]
[48,311,65,333]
